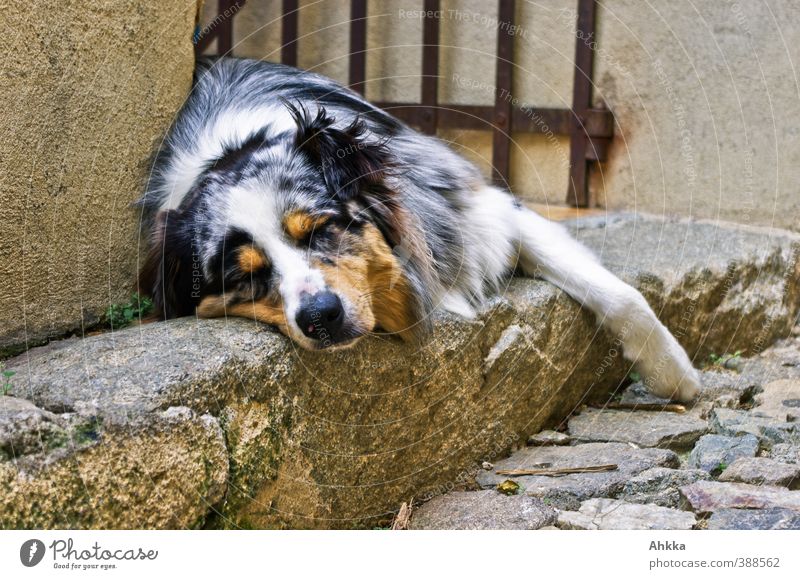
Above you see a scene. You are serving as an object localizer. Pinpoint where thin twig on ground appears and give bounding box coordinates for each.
[496,464,618,477]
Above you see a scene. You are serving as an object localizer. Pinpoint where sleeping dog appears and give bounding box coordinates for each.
[138,56,699,402]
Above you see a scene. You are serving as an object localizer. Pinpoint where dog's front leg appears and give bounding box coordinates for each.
[511,204,700,402]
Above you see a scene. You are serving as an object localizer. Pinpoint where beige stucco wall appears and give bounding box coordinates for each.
[0,1,199,353]
[226,0,799,230]
[592,0,799,230]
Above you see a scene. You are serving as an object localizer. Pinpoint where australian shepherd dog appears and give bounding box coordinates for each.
[138,56,699,402]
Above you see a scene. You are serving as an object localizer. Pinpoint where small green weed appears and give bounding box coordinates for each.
[0,361,15,396]
[105,294,153,329]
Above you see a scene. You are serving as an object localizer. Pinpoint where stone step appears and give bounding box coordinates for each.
[1,214,798,528]
[556,498,696,530]
[680,480,800,514]
[718,457,800,489]
[568,214,800,359]
[476,442,680,511]
[567,407,708,450]
[409,326,800,531]
[410,490,556,530]
[706,508,800,530]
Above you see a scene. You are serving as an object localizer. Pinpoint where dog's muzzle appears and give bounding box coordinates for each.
[295,291,346,346]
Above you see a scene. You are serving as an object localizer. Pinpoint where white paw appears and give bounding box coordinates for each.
[644,362,700,403]
[637,337,701,403]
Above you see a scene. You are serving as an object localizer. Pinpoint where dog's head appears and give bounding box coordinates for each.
[139,103,430,350]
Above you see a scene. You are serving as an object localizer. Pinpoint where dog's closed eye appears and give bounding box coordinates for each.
[283,210,331,245]
[223,245,272,299]
[237,245,268,273]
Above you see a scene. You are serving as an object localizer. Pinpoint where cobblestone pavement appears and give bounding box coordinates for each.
[411,325,800,530]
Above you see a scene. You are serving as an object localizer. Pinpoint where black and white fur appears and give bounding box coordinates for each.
[139,57,699,402]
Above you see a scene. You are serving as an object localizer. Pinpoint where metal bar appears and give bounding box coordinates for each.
[513,106,612,137]
[349,0,368,94]
[372,103,613,142]
[420,0,440,134]
[195,30,216,56]
[282,0,299,67]
[195,0,248,56]
[375,103,490,131]
[492,0,515,187]
[566,0,597,207]
[216,0,235,55]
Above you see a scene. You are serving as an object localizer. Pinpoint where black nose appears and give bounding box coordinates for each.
[296,291,345,343]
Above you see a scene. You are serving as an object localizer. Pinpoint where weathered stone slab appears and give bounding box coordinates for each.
[556,498,696,530]
[770,443,800,465]
[710,408,797,446]
[718,457,800,489]
[619,467,710,508]
[0,405,227,529]
[688,434,759,474]
[1,282,633,529]
[618,382,675,406]
[477,443,678,510]
[680,481,800,514]
[752,379,800,422]
[410,490,556,530]
[740,337,800,385]
[707,508,800,530]
[2,214,798,529]
[0,396,66,459]
[568,408,707,449]
[696,370,762,404]
[571,214,800,360]
[621,371,758,406]
[528,430,570,446]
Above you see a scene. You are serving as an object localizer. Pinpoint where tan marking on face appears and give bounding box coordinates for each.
[314,224,416,341]
[283,210,330,242]
[361,225,417,340]
[314,243,375,335]
[237,245,268,273]
[197,294,287,330]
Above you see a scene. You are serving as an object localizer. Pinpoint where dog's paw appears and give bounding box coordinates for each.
[625,321,700,403]
[638,343,701,403]
[645,364,700,403]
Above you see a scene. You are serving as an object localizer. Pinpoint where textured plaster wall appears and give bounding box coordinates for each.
[225,0,799,230]
[0,1,200,352]
[593,0,800,230]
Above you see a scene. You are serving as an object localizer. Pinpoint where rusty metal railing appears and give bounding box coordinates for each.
[195,0,613,207]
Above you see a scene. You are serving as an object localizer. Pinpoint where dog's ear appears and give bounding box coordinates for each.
[286,101,392,200]
[138,210,197,319]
